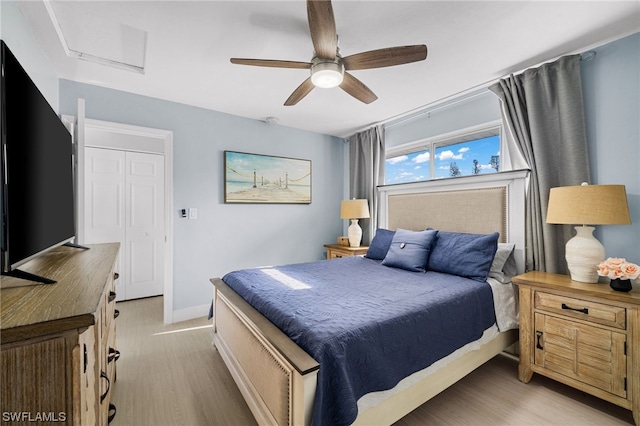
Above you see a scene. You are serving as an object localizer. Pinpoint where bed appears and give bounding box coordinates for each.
[210,170,528,426]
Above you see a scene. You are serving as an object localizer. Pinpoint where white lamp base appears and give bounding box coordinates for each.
[347,219,363,247]
[565,226,605,283]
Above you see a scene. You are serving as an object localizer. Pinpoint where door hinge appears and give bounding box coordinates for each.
[624,341,627,356]
[624,377,627,392]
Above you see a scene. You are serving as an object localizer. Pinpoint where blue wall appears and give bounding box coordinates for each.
[385,90,501,149]
[59,81,345,315]
[582,32,640,264]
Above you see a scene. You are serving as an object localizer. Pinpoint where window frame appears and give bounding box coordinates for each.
[385,120,504,184]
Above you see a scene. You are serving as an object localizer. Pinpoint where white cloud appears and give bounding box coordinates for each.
[412,152,430,164]
[458,147,470,153]
[387,155,408,165]
[436,150,464,161]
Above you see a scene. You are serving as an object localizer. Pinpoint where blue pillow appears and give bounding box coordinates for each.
[427,231,499,282]
[365,228,395,260]
[381,229,438,272]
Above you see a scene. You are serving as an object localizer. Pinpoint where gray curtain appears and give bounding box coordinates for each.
[348,125,385,245]
[489,55,590,273]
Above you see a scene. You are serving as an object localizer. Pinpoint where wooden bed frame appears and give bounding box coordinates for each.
[211,170,529,426]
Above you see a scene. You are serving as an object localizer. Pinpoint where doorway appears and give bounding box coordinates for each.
[65,114,174,323]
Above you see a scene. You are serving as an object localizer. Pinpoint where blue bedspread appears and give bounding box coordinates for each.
[222,256,496,426]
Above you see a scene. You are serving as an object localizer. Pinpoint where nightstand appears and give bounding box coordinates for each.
[513,271,639,425]
[324,244,368,260]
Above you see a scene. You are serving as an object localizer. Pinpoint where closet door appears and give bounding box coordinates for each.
[84,147,126,298]
[126,152,165,299]
[84,148,165,300]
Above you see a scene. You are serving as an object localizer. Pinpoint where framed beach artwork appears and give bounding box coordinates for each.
[224,151,312,204]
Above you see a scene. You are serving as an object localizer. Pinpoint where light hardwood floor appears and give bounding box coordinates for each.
[111,296,635,426]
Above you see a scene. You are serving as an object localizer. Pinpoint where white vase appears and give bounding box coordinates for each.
[565,226,605,283]
[347,219,362,247]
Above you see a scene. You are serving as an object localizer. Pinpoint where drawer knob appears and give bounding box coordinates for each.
[108,291,117,303]
[561,303,588,315]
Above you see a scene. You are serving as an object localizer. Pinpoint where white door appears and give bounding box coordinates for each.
[126,152,165,299]
[84,147,165,300]
[84,147,126,297]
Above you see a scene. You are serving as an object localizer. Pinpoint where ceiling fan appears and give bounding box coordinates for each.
[230,0,428,106]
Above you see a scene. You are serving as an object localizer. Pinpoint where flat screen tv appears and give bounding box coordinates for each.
[1,40,77,283]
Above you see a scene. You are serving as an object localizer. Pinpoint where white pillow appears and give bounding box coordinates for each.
[489,243,516,283]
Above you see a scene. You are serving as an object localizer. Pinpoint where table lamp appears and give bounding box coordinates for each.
[340,199,370,247]
[546,183,631,283]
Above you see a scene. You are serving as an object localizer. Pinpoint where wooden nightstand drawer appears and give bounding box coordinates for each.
[328,251,346,259]
[535,291,626,329]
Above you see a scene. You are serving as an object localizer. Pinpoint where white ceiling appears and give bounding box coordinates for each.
[20,1,640,137]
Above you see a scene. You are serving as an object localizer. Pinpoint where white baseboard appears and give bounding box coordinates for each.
[170,303,211,324]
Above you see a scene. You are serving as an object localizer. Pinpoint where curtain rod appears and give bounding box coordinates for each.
[348,49,597,137]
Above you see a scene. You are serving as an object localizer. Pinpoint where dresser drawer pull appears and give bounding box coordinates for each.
[561,303,588,315]
[108,291,117,303]
[536,331,544,350]
[108,347,121,363]
[114,309,120,319]
[83,344,88,373]
[100,371,111,403]
[113,272,120,280]
[108,403,117,423]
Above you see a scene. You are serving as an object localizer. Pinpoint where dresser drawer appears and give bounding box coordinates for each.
[534,291,626,329]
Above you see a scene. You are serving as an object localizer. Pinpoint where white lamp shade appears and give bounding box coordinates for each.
[340,199,370,220]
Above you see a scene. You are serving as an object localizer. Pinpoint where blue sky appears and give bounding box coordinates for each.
[385,135,500,184]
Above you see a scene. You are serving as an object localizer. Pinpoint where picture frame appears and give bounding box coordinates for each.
[224,151,311,204]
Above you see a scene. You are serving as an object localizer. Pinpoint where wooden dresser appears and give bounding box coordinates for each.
[513,271,639,426]
[1,243,120,425]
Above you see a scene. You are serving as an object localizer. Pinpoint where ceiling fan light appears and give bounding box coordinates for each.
[311,62,344,88]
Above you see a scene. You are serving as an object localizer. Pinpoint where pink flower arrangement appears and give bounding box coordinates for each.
[597,257,640,282]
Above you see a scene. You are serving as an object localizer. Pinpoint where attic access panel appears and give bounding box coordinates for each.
[45,1,147,73]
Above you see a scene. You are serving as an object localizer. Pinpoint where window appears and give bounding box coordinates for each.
[385,122,501,185]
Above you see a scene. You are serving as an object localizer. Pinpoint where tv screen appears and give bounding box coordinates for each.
[1,40,75,277]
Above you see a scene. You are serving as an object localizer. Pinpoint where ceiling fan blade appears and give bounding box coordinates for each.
[307,0,337,60]
[343,45,428,70]
[340,72,378,104]
[230,58,312,69]
[285,78,315,106]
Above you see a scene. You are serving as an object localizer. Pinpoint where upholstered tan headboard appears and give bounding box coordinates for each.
[387,187,507,242]
[378,171,529,273]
